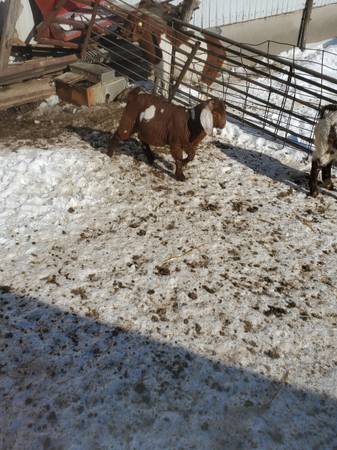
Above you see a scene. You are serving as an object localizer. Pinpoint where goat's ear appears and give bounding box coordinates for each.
[200,105,214,136]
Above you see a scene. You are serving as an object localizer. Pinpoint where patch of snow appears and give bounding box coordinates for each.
[38,95,60,112]
[0,147,115,241]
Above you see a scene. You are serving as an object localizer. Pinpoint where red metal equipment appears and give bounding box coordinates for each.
[34,0,114,48]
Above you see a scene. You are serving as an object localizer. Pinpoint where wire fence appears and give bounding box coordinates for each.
[83,0,337,152]
[174,23,337,150]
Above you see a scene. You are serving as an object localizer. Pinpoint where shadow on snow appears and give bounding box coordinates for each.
[1,291,336,450]
[68,126,176,180]
[216,141,337,200]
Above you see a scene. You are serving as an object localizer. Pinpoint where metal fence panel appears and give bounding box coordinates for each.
[85,0,337,153]
[170,19,337,151]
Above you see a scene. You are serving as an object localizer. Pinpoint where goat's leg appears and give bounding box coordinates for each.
[108,104,139,157]
[199,82,209,101]
[107,133,121,157]
[322,161,334,190]
[161,44,172,98]
[309,159,321,197]
[182,147,196,166]
[171,146,185,181]
[153,61,164,95]
[141,141,155,165]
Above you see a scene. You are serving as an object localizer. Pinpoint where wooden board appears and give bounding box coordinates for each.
[0,54,78,86]
[0,78,55,110]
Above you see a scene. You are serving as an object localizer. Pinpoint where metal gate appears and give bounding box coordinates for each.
[84,0,337,152]
[169,20,337,151]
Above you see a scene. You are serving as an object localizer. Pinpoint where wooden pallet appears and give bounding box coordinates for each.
[0,78,55,111]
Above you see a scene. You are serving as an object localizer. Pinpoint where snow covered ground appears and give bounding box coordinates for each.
[1,97,337,449]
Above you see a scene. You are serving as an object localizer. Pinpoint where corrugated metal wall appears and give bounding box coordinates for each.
[315,0,337,6]
[194,0,303,28]
[125,0,337,28]
[193,0,337,28]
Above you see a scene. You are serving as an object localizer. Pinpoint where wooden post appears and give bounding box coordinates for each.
[297,0,314,51]
[0,0,21,73]
[81,0,100,60]
[169,40,200,101]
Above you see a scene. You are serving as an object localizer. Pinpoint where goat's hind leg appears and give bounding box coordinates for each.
[108,104,139,157]
[322,161,334,190]
[141,142,155,165]
[107,133,121,157]
[153,61,164,95]
[171,146,185,181]
[182,148,196,166]
[309,158,321,197]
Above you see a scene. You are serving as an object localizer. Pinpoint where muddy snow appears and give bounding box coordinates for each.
[0,96,336,450]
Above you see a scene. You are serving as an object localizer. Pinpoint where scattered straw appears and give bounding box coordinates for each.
[295,215,315,232]
[160,245,205,266]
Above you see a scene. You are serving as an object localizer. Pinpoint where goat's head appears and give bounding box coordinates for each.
[200,99,226,135]
[319,103,337,119]
[121,11,163,44]
[120,11,144,41]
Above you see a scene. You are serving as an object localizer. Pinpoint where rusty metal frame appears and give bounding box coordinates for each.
[81,0,101,59]
[169,40,201,101]
[172,17,337,86]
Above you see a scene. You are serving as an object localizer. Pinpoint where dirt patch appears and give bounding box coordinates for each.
[0,100,123,149]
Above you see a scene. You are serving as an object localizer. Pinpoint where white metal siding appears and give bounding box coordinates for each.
[123,0,337,28]
[194,0,303,28]
[193,0,337,28]
[315,0,337,6]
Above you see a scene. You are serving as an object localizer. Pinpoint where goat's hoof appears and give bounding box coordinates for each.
[323,181,334,191]
[175,173,186,182]
[107,145,115,157]
[146,156,155,165]
[107,143,119,157]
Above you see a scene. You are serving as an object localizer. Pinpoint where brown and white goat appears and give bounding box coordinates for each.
[108,88,226,181]
[120,9,226,96]
[309,104,337,196]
